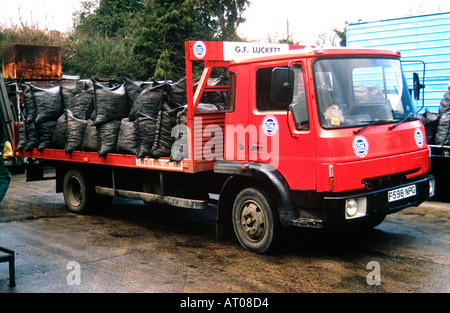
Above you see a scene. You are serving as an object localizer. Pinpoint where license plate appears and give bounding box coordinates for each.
[388,185,416,202]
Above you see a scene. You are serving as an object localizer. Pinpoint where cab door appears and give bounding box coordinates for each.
[246,62,316,191]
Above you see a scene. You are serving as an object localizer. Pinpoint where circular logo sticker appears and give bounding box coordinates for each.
[352,136,369,158]
[193,41,206,59]
[414,128,424,148]
[262,115,279,137]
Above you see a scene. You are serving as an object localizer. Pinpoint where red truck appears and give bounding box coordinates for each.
[12,41,435,253]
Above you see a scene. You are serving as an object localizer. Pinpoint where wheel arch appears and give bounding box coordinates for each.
[214,161,296,241]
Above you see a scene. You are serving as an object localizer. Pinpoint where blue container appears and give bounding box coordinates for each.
[347,12,450,113]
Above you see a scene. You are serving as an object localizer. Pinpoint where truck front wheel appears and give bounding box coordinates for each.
[232,187,281,253]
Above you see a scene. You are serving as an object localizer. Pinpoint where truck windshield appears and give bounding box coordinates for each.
[313,57,416,129]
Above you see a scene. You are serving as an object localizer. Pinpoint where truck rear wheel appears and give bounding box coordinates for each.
[232,187,280,254]
[63,169,112,214]
[63,169,90,213]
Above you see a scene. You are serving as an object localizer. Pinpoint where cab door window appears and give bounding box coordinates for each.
[256,67,290,111]
[256,66,309,130]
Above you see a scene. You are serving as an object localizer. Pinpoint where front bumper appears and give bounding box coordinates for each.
[289,174,435,228]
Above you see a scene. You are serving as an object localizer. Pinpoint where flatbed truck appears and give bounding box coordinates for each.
[12,41,435,253]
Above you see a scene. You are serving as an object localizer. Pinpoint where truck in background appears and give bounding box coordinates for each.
[347,12,450,199]
[4,41,435,253]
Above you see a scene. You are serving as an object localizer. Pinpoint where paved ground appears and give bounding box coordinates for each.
[0,172,449,295]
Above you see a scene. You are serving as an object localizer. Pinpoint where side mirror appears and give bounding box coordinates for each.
[270,67,294,104]
[289,101,310,131]
[413,72,425,101]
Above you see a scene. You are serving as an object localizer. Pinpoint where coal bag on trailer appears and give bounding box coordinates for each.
[65,110,88,154]
[93,82,128,126]
[97,119,121,157]
[117,117,137,155]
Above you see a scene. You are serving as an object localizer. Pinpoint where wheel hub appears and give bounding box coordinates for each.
[241,202,265,240]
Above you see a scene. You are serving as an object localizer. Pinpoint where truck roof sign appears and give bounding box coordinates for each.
[223,41,292,61]
[187,41,303,62]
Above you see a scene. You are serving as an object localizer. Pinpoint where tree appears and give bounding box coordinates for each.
[63,33,143,80]
[77,0,144,38]
[315,21,353,47]
[131,0,197,80]
[131,0,249,80]
[333,26,347,47]
[194,0,250,40]
[64,0,146,79]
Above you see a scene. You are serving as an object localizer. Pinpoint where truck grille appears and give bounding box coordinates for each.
[362,169,419,190]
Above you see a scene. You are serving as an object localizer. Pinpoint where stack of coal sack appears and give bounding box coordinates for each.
[420,88,450,146]
[16,76,226,160]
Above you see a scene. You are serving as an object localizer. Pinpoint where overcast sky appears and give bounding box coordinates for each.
[1,0,450,44]
[0,0,80,31]
[239,0,450,44]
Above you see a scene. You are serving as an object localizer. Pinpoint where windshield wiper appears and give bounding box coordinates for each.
[353,120,388,135]
[388,117,417,130]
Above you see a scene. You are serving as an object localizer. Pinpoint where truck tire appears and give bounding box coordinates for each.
[63,169,112,214]
[63,169,92,213]
[232,187,281,254]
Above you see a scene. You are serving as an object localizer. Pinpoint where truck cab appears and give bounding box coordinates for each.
[214,46,434,252]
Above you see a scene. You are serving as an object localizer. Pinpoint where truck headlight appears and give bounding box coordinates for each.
[346,199,358,217]
[345,197,367,219]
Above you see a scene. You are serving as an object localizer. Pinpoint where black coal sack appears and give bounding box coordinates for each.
[97,119,121,157]
[123,77,145,114]
[168,78,187,105]
[21,84,36,124]
[81,120,99,152]
[16,121,27,151]
[37,120,57,151]
[135,112,157,159]
[117,117,138,155]
[93,82,128,126]
[129,83,168,122]
[52,114,67,149]
[170,107,188,162]
[65,110,88,154]
[435,112,450,145]
[439,89,450,114]
[30,85,64,125]
[61,83,95,120]
[24,121,39,152]
[151,94,184,158]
